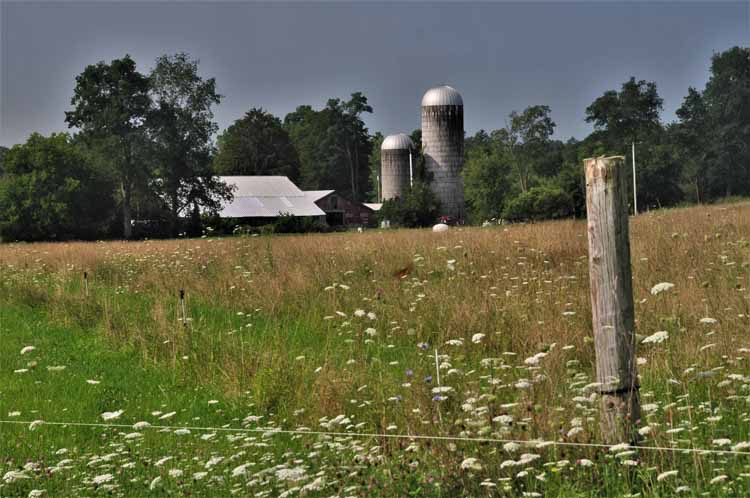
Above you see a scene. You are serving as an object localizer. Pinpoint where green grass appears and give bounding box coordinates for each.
[2,203,750,496]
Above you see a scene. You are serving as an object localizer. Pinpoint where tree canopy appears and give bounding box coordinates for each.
[0,133,116,241]
[213,108,300,180]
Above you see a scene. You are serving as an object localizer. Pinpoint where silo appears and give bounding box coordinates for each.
[421,85,465,219]
[380,133,414,201]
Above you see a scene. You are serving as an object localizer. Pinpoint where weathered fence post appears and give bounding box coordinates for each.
[584,156,640,444]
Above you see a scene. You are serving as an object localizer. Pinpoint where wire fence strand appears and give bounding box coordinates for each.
[2,419,750,457]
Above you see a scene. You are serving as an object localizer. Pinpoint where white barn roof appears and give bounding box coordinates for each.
[304,190,335,202]
[218,176,326,218]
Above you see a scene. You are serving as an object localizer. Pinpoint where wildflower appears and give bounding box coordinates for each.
[642,331,669,344]
[20,346,35,355]
[460,457,482,471]
[149,476,162,490]
[471,333,485,344]
[710,475,728,484]
[417,342,429,350]
[168,469,184,478]
[86,379,100,385]
[193,472,208,480]
[731,441,750,452]
[3,470,30,483]
[367,312,376,320]
[650,282,675,295]
[700,317,718,325]
[28,420,44,431]
[657,470,678,481]
[577,459,594,467]
[354,309,366,317]
[92,473,114,485]
[364,327,377,336]
[101,410,123,421]
[28,490,46,498]
[503,442,520,453]
[133,421,151,429]
[712,438,732,447]
[276,466,307,482]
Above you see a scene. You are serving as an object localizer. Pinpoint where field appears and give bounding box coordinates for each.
[1,201,750,497]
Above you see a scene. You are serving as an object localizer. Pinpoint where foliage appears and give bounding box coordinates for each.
[0,133,116,241]
[272,213,330,234]
[64,54,151,239]
[378,180,440,227]
[284,93,373,201]
[147,53,232,237]
[0,145,8,175]
[213,108,300,180]
[502,184,574,222]
[462,132,515,222]
[505,105,557,192]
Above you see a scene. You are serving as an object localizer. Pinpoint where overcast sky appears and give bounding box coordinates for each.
[1,1,748,148]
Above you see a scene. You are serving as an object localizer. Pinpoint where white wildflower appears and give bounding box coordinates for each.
[650,282,675,295]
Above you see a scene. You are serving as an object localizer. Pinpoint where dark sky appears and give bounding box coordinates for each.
[1,1,748,148]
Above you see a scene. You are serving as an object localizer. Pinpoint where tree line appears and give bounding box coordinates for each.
[0,47,747,241]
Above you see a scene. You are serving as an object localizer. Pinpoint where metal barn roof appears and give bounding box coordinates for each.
[304,190,336,202]
[217,176,326,218]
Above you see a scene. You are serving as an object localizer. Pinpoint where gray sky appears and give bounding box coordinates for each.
[1,1,748,148]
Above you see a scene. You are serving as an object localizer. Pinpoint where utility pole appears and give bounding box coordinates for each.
[632,141,638,215]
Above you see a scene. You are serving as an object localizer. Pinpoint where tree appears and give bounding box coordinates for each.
[284,92,373,201]
[702,47,750,197]
[0,133,116,241]
[585,78,682,210]
[213,108,300,180]
[502,184,574,222]
[585,77,663,145]
[65,55,151,239]
[368,132,384,202]
[0,146,8,176]
[462,131,515,222]
[378,180,440,228]
[674,88,712,203]
[505,105,556,192]
[148,53,232,237]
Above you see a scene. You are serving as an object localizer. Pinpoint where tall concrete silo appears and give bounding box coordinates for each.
[380,133,414,201]
[421,85,465,219]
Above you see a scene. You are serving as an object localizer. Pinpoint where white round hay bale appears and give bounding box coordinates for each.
[432,223,449,233]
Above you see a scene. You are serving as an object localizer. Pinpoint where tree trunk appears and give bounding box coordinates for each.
[171,189,180,238]
[122,181,133,240]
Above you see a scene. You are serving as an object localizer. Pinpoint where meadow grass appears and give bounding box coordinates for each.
[1,201,749,496]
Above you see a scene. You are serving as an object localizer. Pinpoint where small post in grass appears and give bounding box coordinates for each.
[83,271,89,297]
[584,156,640,444]
[179,289,188,329]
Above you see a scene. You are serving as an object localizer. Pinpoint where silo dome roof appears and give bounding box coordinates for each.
[421,85,463,107]
[381,133,414,150]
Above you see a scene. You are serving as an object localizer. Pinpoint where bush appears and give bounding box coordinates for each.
[378,181,440,228]
[0,133,116,241]
[502,185,574,222]
[273,213,329,234]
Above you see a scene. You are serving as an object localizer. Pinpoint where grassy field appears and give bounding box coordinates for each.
[1,201,750,497]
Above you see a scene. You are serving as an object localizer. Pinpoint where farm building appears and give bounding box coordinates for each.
[305,190,378,226]
[217,176,377,227]
[217,176,326,222]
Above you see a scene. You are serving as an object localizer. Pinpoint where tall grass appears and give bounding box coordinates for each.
[1,201,749,496]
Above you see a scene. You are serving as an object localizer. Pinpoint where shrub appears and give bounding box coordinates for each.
[502,185,574,222]
[378,181,440,228]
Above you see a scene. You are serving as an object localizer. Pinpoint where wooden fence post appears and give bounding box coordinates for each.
[584,156,640,444]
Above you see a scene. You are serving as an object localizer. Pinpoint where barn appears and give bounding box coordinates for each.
[217,176,326,222]
[216,176,378,227]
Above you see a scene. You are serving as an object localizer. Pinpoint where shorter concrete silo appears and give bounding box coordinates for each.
[380,133,414,201]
